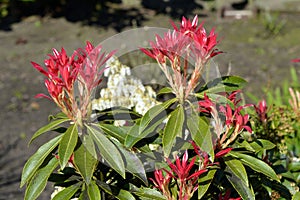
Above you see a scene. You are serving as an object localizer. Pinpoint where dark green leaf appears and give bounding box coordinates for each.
[198,169,216,199]
[157,87,173,96]
[225,167,255,200]
[97,180,135,200]
[88,180,101,200]
[198,76,247,95]
[229,151,279,181]
[249,139,276,153]
[74,135,97,185]
[225,157,248,186]
[29,118,70,144]
[88,125,125,178]
[98,124,127,143]
[52,183,81,200]
[58,124,78,169]
[21,134,62,187]
[130,184,166,200]
[25,157,59,200]
[139,98,176,133]
[162,105,184,157]
[112,139,148,184]
[187,111,214,160]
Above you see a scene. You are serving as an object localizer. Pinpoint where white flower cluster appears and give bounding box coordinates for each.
[92,57,158,115]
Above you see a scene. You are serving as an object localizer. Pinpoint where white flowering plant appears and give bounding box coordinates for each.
[20,15,298,200]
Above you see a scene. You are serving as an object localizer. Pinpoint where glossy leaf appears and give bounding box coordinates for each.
[130,184,166,200]
[162,105,184,157]
[97,180,135,200]
[229,151,279,181]
[88,125,125,178]
[198,168,216,199]
[25,157,59,200]
[21,134,62,187]
[29,118,69,144]
[157,87,173,97]
[58,124,78,169]
[139,98,176,133]
[88,181,101,200]
[225,166,255,200]
[198,76,247,94]
[98,123,127,143]
[52,183,81,200]
[225,157,248,186]
[249,139,276,153]
[112,139,148,184]
[73,135,97,185]
[187,110,214,160]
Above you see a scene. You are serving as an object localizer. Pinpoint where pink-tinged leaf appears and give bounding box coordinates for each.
[215,148,233,159]
[34,93,52,100]
[291,58,300,63]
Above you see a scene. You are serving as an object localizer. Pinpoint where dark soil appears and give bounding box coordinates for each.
[1,3,300,199]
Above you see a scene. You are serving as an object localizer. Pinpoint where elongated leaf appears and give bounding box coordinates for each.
[225,157,248,186]
[29,118,70,144]
[198,169,216,199]
[198,76,247,94]
[88,125,125,178]
[163,105,184,157]
[112,139,148,184]
[25,157,59,200]
[229,151,279,181]
[249,139,276,153]
[52,183,81,200]
[98,124,127,143]
[88,180,101,200]
[157,87,173,97]
[130,184,166,200]
[97,180,135,200]
[187,111,214,160]
[58,124,78,169]
[74,135,97,184]
[139,98,176,133]
[225,167,255,200]
[21,134,62,187]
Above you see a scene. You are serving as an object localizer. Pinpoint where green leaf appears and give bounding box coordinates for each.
[157,87,173,97]
[187,111,214,161]
[21,134,62,187]
[88,181,101,200]
[198,169,216,199]
[112,139,148,184]
[125,98,176,148]
[58,124,78,169]
[25,157,59,200]
[198,76,247,95]
[98,124,127,143]
[293,191,300,200]
[29,118,70,144]
[225,167,255,200]
[139,98,176,133]
[97,180,135,200]
[229,151,279,181]
[130,184,166,200]
[249,139,276,153]
[225,157,248,186]
[162,104,184,157]
[88,125,125,178]
[52,183,81,200]
[73,135,97,184]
